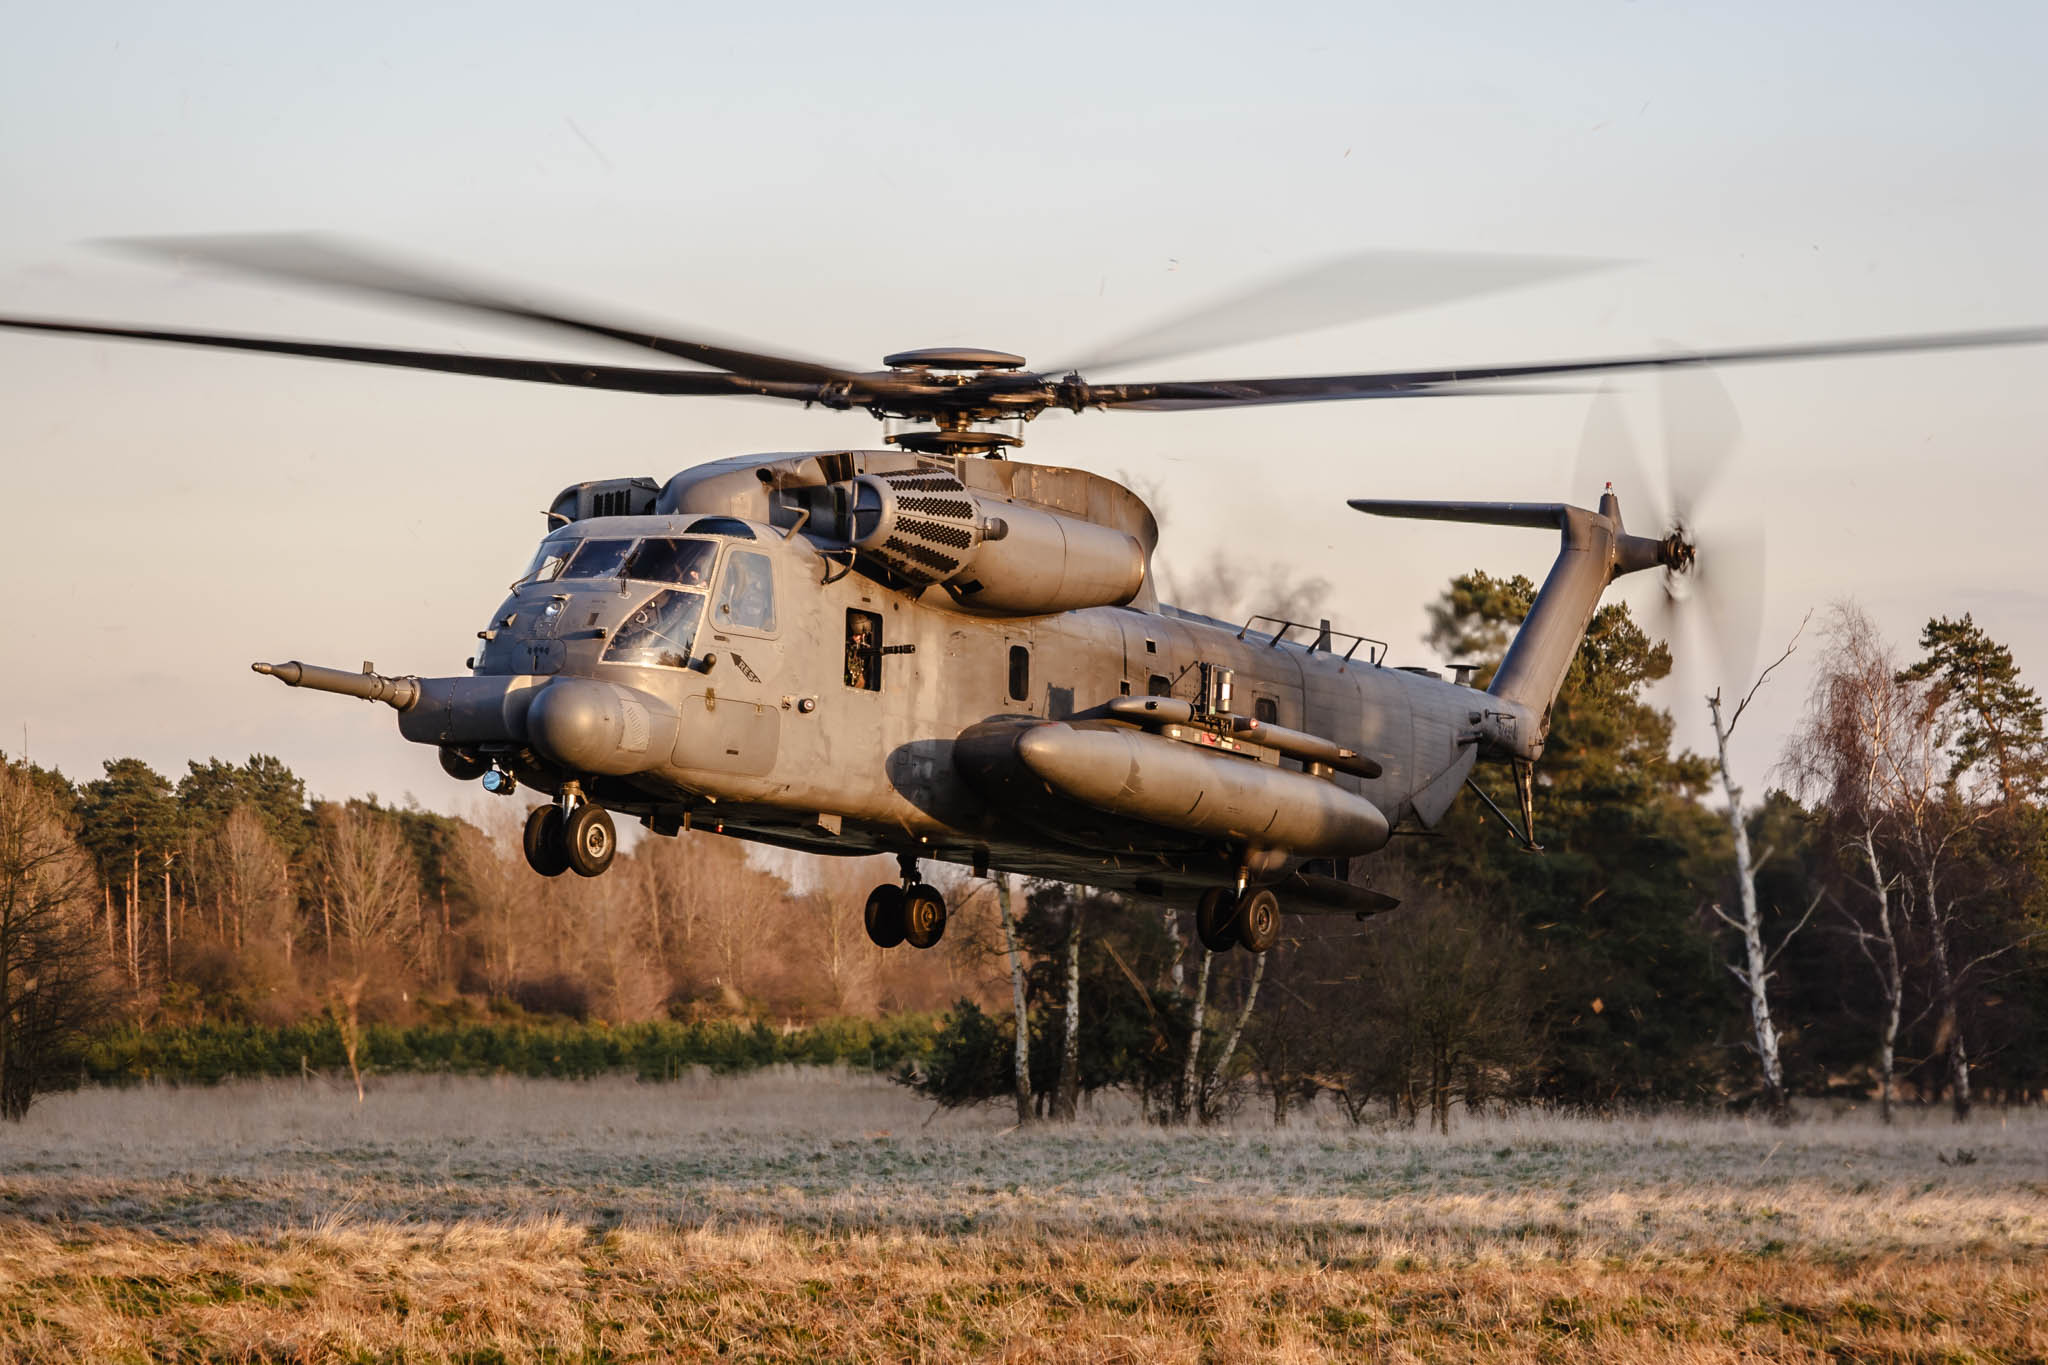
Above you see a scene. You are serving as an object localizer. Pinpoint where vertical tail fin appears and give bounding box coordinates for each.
[1350,491,1674,750]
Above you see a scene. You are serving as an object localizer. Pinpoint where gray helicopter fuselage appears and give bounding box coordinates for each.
[373,450,1525,906]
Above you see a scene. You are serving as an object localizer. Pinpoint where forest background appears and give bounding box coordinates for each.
[2,565,2044,1128]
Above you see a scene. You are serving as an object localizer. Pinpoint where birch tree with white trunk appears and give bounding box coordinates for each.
[1707,623,1813,1125]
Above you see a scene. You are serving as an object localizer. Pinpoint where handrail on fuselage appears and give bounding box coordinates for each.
[1234,613,1387,666]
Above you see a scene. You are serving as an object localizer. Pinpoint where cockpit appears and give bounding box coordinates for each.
[517,532,718,590]
[507,522,774,673]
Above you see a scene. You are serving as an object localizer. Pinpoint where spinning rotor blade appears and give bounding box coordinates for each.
[1572,367,1767,694]
[1075,325,2048,411]
[110,233,863,386]
[1692,518,1768,691]
[1659,361,1741,524]
[0,314,816,397]
[1055,250,1616,374]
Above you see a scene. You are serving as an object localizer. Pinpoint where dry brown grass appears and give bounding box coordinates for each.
[1,1071,2044,1361]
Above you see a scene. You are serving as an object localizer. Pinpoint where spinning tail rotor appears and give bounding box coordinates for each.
[1573,367,1768,695]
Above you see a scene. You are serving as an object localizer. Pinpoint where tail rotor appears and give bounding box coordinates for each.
[1572,364,1768,693]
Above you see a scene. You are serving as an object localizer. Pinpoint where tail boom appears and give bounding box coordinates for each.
[1351,491,1673,754]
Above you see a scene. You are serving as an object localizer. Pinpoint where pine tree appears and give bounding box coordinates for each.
[1900,614,2048,807]
[1412,571,1729,1105]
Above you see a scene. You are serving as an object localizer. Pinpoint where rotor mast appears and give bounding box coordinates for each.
[871,347,1036,457]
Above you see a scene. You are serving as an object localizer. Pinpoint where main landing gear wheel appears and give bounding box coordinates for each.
[864,884,907,948]
[522,806,569,878]
[1235,887,1280,953]
[903,883,947,949]
[564,804,617,878]
[1195,887,1240,953]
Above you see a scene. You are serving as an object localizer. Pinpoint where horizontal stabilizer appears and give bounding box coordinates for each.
[1348,499,1569,530]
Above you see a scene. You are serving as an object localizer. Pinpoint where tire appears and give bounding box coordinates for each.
[1195,886,1239,953]
[864,884,907,949]
[903,883,947,949]
[563,804,617,878]
[1235,887,1280,954]
[522,805,569,878]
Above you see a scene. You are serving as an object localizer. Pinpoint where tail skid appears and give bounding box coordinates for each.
[1350,491,1675,752]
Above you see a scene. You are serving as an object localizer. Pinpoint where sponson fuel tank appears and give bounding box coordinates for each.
[957,720,1392,858]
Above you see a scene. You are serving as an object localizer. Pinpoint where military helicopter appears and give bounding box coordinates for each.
[4,238,2042,955]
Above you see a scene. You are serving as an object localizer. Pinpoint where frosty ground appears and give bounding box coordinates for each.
[0,1069,2042,1361]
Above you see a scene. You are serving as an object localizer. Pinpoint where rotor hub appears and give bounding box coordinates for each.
[881,347,1027,371]
[1658,526,1699,601]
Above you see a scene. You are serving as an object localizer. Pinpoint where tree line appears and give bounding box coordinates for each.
[2,574,2044,1122]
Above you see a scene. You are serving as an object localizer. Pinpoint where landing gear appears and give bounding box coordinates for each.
[1195,887,1239,952]
[1235,887,1280,953]
[903,884,947,949]
[864,854,947,950]
[522,784,615,879]
[522,805,568,878]
[864,885,907,948]
[563,804,616,878]
[1195,885,1281,953]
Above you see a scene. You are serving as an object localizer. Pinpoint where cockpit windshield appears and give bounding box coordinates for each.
[603,589,706,669]
[516,534,718,589]
[559,538,635,580]
[518,535,576,586]
[624,537,717,587]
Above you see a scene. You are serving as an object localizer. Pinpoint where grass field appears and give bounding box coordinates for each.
[1,1071,2043,1361]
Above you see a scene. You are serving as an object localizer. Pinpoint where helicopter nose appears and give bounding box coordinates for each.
[527,678,667,775]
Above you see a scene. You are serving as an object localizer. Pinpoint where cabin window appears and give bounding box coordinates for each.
[1008,646,1031,702]
[1048,686,1074,720]
[844,609,881,690]
[1147,673,1171,697]
[713,550,777,632]
[1255,696,1279,725]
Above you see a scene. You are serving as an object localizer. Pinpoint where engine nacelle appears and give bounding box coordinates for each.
[850,467,1146,615]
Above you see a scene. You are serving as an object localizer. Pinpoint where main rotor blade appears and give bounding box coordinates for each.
[0,315,819,398]
[1076,325,2048,410]
[1055,250,1617,374]
[109,233,863,386]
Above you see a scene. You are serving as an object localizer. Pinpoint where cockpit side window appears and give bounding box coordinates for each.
[519,535,576,586]
[713,550,777,632]
[604,589,706,670]
[559,538,635,579]
[625,537,716,588]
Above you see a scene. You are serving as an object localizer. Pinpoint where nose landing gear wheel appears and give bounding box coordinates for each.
[903,883,947,949]
[522,806,569,878]
[863,884,907,948]
[1195,886,1240,953]
[563,804,617,877]
[1235,887,1280,953]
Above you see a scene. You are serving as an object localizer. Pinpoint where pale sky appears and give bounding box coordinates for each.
[2,0,2044,812]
